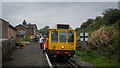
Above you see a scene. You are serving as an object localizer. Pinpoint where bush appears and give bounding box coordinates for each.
[113,37,120,62]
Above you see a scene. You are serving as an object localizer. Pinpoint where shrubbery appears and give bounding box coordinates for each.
[76,9,120,64]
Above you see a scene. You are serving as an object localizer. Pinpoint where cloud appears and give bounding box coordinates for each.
[2,2,118,29]
[0,0,2,17]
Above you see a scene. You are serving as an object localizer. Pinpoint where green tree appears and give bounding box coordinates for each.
[38,26,49,35]
[81,19,94,29]
[102,9,120,26]
[95,16,102,24]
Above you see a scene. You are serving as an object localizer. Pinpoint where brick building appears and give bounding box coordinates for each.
[0,18,17,39]
[15,20,37,39]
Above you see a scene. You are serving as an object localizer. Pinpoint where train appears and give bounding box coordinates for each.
[46,24,76,59]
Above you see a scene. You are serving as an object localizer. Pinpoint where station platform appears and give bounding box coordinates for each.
[2,42,49,67]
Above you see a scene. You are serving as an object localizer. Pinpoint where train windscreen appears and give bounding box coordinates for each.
[60,31,66,42]
[51,31,58,42]
[68,32,74,42]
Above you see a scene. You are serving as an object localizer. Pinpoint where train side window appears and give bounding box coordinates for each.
[51,31,58,42]
[68,32,74,42]
[60,31,66,42]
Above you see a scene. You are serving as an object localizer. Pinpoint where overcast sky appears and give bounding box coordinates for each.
[2,0,120,2]
[1,2,118,29]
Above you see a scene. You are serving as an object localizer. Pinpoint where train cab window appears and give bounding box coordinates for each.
[60,31,66,42]
[68,32,74,42]
[51,31,58,42]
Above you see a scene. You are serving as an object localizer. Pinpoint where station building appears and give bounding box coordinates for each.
[15,20,37,39]
[0,18,17,39]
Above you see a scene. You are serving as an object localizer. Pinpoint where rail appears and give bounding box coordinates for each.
[44,44,53,68]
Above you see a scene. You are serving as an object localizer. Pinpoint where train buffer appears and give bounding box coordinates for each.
[2,42,49,67]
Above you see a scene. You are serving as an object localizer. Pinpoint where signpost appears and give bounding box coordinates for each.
[80,33,88,60]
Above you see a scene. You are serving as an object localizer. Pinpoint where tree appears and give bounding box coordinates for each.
[95,16,102,24]
[102,9,120,26]
[81,18,94,29]
[75,27,80,32]
[38,26,49,35]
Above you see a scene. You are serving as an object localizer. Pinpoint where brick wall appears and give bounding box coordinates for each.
[1,20,8,39]
[16,35,24,40]
[9,27,16,39]
[33,26,37,35]
[7,26,11,39]
[6,24,17,39]
[0,18,16,39]
[15,25,27,30]
[0,19,2,39]
[27,28,34,37]
[16,25,35,38]
[15,25,27,36]
[15,23,37,39]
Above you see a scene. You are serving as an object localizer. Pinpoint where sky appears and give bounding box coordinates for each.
[0,0,2,18]
[1,1,118,29]
[1,0,120,2]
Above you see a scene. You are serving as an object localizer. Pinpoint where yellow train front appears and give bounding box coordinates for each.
[47,24,76,59]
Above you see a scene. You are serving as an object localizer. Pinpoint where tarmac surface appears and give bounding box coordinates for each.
[2,42,49,67]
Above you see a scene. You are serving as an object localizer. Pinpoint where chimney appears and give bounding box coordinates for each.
[23,20,27,25]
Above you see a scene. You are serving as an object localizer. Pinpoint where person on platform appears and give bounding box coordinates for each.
[34,35,37,43]
[39,35,44,49]
[43,36,49,53]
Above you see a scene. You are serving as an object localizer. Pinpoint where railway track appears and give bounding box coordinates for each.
[45,52,93,68]
[50,58,81,68]
[44,44,81,68]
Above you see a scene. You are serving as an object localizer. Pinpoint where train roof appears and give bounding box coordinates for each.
[49,24,74,30]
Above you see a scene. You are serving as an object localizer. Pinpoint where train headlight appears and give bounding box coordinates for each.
[61,46,64,49]
[69,46,72,49]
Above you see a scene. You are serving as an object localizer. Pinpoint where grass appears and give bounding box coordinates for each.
[75,49,120,67]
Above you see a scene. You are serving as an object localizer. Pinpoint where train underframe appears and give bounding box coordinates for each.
[46,50,75,60]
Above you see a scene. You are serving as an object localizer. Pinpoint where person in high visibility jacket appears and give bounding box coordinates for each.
[22,43,26,46]
[45,36,49,50]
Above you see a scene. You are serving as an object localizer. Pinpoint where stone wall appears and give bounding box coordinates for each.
[2,39,16,58]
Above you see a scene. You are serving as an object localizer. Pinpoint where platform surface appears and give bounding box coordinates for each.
[2,42,48,67]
